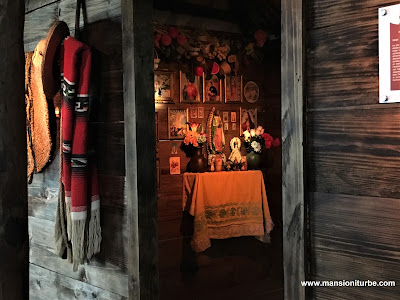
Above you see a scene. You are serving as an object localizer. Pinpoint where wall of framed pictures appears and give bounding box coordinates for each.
[154,52,281,173]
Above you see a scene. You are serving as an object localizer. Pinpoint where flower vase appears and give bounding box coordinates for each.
[246,151,261,170]
[189,147,207,173]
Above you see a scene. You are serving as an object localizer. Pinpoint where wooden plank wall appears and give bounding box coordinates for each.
[306,0,400,298]
[25,0,127,299]
[156,43,284,299]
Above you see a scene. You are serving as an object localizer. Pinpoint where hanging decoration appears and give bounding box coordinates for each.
[153,22,270,78]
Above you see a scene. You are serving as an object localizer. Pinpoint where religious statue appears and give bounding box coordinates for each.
[206,107,226,168]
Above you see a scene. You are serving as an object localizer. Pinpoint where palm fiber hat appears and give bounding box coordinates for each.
[26,21,69,180]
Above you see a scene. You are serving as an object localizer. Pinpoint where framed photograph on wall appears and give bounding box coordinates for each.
[203,75,223,102]
[223,111,229,123]
[225,75,243,103]
[244,81,259,103]
[154,71,174,103]
[240,107,257,135]
[180,71,202,103]
[231,111,237,123]
[198,106,204,118]
[169,157,181,175]
[189,106,198,119]
[168,108,189,139]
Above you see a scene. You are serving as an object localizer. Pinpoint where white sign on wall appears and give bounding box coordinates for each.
[379,4,400,103]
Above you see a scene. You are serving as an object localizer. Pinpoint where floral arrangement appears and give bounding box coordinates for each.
[183,122,207,148]
[243,126,280,153]
[154,23,270,78]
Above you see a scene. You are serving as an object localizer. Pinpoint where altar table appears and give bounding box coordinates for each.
[182,170,274,252]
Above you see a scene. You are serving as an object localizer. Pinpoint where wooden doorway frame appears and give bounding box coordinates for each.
[281,0,306,299]
[121,0,306,299]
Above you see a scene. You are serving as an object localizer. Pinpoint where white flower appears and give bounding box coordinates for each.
[251,141,261,153]
[197,134,207,144]
[243,130,251,142]
[250,129,256,137]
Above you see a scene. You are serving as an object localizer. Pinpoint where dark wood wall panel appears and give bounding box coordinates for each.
[306,0,400,299]
[306,0,399,30]
[310,192,400,265]
[307,22,379,108]
[307,107,400,198]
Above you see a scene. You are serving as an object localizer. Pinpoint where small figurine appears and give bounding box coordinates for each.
[229,137,242,164]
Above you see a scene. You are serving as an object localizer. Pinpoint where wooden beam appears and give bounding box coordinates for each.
[281,0,306,299]
[121,0,159,299]
[0,0,28,299]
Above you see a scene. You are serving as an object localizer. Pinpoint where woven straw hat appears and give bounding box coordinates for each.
[28,39,54,174]
[26,21,69,179]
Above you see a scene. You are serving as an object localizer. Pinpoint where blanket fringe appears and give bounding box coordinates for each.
[71,219,86,271]
[87,208,102,259]
[66,203,72,240]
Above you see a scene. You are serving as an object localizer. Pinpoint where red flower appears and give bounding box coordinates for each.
[185,83,198,99]
[154,33,161,48]
[177,34,187,45]
[272,138,280,147]
[254,29,267,47]
[195,66,204,77]
[160,34,172,46]
[261,133,274,149]
[168,27,179,39]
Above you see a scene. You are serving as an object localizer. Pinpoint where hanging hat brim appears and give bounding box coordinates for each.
[42,21,70,99]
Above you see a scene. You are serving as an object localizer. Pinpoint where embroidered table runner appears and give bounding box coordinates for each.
[183,170,274,252]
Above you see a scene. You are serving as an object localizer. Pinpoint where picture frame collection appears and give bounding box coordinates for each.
[159,70,258,140]
[155,71,253,104]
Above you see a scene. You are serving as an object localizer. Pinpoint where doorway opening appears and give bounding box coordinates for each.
[153,1,283,299]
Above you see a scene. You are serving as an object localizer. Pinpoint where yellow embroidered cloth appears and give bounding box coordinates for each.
[183,171,274,252]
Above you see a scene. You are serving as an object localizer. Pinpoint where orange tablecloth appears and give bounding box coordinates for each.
[183,170,274,252]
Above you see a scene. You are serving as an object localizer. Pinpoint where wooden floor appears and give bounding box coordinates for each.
[158,165,284,300]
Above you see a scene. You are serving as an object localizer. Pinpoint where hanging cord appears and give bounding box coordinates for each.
[74,0,88,40]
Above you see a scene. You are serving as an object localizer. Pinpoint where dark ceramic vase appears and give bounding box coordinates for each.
[246,151,261,170]
[189,147,207,173]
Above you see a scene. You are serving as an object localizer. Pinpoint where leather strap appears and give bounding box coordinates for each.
[74,0,87,40]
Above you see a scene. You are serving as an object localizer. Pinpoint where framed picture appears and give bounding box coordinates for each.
[169,157,181,175]
[225,75,243,103]
[231,111,237,123]
[180,71,202,103]
[168,108,189,139]
[154,71,174,103]
[232,123,237,131]
[240,108,257,135]
[244,81,259,103]
[171,142,178,155]
[224,123,229,131]
[223,111,229,123]
[189,106,198,119]
[198,106,204,118]
[203,75,223,102]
